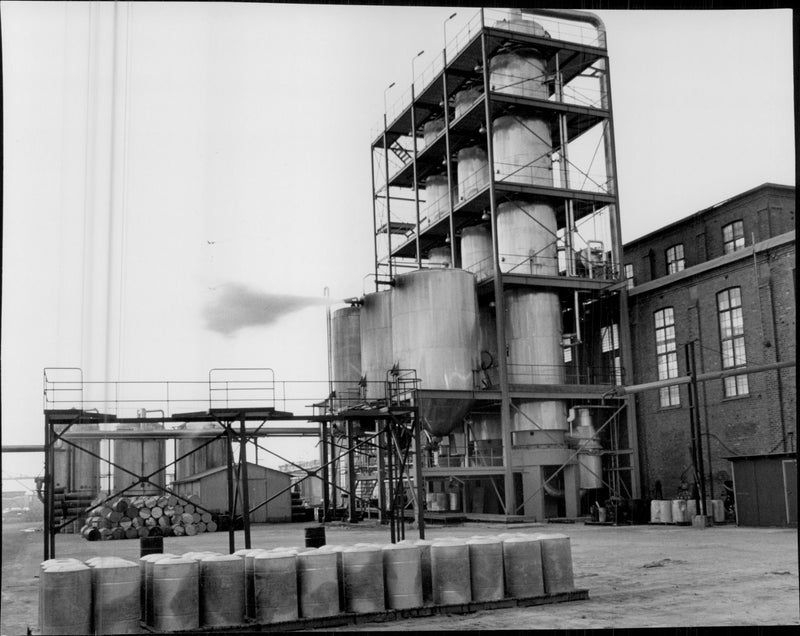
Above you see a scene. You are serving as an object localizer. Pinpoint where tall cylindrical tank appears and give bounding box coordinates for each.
[359,291,392,401]
[391,269,478,437]
[497,201,558,275]
[456,146,489,201]
[423,118,445,145]
[428,246,452,267]
[176,422,228,481]
[493,115,553,186]
[490,48,549,99]
[572,408,603,490]
[331,306,362,407]
[460,224,493,280]
[53,424,100,494]
[505,289,564,384]
[424,174,450,221]
[454,87,482,119]
[113,422,166,495]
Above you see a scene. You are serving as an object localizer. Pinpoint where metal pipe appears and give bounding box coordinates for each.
[480,19,513,517]
[441,52,457,267]
[383,83,395,278]
[239,418,251,548]
[687,342,707,517]
[346,420,358,522]
[370,148,379,289]
[321,421,330,520]
[225,424,235,554]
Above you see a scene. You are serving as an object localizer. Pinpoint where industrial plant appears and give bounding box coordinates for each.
[7,5,796,634]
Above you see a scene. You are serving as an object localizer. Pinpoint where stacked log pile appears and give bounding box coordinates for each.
[81,494,218,541]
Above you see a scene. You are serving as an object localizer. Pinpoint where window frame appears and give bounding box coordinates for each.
[665,243,685,274]
[722,220,745,254]
[654,307,680,407]
[717,287,748,397]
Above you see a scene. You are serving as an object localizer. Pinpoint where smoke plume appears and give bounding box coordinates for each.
[204,283,330,336]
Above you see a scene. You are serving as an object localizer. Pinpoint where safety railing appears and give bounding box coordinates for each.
[474,363,622,389]
[462,251,620,282]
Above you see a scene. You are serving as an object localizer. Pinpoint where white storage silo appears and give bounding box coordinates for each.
[359,291,392,401]
[490,48,549,99]
[391,269,478,437]
[454,87,482,119]
[456,146,489,201]
[331,306,362,406]
[493,115,553,186]
[424,174,450,221]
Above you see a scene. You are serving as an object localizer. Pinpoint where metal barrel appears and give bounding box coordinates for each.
[140,552,177,624]
[89,558,139,634]
[430,540,471,605]
[296,548,340,618]
[151,557,199,632]
[382,543,423,609]
[199,554,245,627]
[40,561,92,635]
[502,535,544,598]
[254,551,299,624]
[538,533,575,594]
[411,539,434,604]
[304,525,326,548]
[342,546,385,614]
[467,538,504,601]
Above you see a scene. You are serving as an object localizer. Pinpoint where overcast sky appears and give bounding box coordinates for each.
[1,3,794,489]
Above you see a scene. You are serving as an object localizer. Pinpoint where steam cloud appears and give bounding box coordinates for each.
[204,283,331,336]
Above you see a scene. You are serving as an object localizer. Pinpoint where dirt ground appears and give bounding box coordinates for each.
[2,517,797,633]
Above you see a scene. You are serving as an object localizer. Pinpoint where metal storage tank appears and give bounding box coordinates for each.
[428,246,452,267]
[342,546,385,613]
[296,549,340,618]
[424,174,450,220]
[497,201,558,274]
[490,48,549,99]
[423,118,444,145]
[572,408,603,489]
[493,115,553,186]
[391,269,478,437]
[382,543,423,609]
[253,551,299,623]
[493,11,549,37]
[199,554,245,627]
[456,146,489,201]
[40,561,92,635]
[113,422,166,495]
[151,557,199,632]
[90,557,140,634]
[331,306,362,407]
[176,422,228,481]
[454,87,482,119]
[460,224,492,280]
[359,291,392,401]
[471,414,503,466]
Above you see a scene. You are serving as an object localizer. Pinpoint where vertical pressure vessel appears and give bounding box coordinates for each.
[359,291,392,401]
[113,422,166,494]
[424,174,450,221]
[493,115,553,186]
[254,551,299,624]
[454,87,482,118]
[423,118,445,145]
[456,146,489,201]
[490,48,549,99]
[460,224,493,280]
[383,543,423,609]
[391,269,478,437]
[331,306,362,409]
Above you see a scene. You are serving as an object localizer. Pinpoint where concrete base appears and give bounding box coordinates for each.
[691,515,714,529]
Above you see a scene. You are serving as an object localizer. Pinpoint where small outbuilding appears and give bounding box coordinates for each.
[725,452,797,527]
[172,462,292,523]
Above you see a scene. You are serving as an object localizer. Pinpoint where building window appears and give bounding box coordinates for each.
[666,244,685,274]
[562,335,573,363]
[717,287,748,397]
[654,308,680,407]
[601,323,622,384]
[624,263,634,288]
[722,220,745,254]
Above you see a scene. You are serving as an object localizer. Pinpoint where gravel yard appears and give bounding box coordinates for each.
[2,518,797,633]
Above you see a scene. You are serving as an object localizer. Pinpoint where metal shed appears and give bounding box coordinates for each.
[172,462,292,523]
[726,452,797,527]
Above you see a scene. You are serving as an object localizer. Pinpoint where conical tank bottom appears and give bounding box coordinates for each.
[419,397,472,438]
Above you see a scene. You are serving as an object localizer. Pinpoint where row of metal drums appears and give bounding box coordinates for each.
[39,533,576,633]
[650,499,726,524]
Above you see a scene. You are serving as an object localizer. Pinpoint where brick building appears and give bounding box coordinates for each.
[623,183,795,502]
